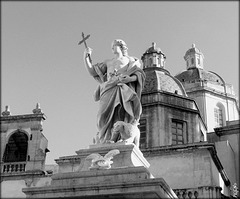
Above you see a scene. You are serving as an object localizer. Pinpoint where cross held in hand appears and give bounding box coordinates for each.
[78,32,92,63]
[78,32,90,47]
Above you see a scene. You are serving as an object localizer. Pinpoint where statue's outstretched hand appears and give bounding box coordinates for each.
[84,47,93,58]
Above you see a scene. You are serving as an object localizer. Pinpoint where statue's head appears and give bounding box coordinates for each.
[111,39,128,55]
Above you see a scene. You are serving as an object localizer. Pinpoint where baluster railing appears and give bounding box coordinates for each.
[173,186,222,199]
[1,162,26,173]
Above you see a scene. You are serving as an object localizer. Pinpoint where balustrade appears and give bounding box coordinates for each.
[2,162,26,173]
[174,186,222,199]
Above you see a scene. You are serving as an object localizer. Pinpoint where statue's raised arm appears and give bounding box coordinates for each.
[83,47,97,77]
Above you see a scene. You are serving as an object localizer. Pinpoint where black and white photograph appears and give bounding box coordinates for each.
[1,1,239,198]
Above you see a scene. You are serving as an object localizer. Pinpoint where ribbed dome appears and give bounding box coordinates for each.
[141,42,167,69]
[142,42,166,58]
[184,43,204,60]
[175,68,224,85]
[143,68,187,96]
[145,43,161,53]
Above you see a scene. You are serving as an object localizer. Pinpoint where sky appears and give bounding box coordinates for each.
[1,1,239,164]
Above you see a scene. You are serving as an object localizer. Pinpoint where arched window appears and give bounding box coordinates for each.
[214,103,226,127]
[3,130,28,162]
[149,57,152,67]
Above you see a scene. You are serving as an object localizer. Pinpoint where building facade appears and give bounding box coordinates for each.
[139,43,239,198]
[0,104,52,198]
[175,44,239,132]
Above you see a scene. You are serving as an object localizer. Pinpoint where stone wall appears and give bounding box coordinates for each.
[142,144,230,197]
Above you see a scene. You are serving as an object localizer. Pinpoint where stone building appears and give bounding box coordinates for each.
[139,43,239,198]
[1,43,239,198]
[175,44,239,132]
[175,44,239,195]
[1,104,52,198]
[207,120,240,194]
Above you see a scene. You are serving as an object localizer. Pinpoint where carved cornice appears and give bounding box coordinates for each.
[214,122,240,136]
[185,86,237,100]
[0,113,46,123]
[141,91,198,111]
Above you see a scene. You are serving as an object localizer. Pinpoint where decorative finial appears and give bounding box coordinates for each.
[32,103,43,114]
[192,43,196,48]
[2,105,11,116]
[152,42,156,49]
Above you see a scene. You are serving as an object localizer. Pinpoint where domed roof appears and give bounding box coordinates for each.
[143,42,166,58]
[175,68,224,85]
[143,68,187,96]
[184,43,204,60]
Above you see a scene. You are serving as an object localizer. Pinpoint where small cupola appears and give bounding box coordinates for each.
[141,42,166,69]
[184,44,204,70]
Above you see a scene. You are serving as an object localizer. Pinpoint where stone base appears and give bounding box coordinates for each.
[23,166,177,198]
[50,166,152,187]
[22,143,177,198]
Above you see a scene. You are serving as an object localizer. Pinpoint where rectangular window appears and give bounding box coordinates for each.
[191,58,194,65]
[214,108,223,127]
[139,119,147,148]
[171,119,187,145]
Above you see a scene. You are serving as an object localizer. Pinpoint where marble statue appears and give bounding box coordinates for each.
[86,149,120,170]
[83,39,145,144]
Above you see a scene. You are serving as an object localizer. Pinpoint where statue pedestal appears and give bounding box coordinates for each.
[54,143,149,173]
[78,142,150,171]
[23,143,177,198]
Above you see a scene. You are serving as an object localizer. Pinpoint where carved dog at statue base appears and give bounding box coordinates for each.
[110,121,140,148]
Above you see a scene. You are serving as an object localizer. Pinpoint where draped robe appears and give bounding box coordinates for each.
[92,58,146,144]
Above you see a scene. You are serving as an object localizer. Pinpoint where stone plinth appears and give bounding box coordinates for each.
[22,143,177,198]
[23,166,177,198]
[50,166,151,187]
[55,143,150,173]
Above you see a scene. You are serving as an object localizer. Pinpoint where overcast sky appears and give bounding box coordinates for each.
[1,1,239,164]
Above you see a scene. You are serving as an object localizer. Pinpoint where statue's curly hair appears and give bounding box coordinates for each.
[112,39,128,55]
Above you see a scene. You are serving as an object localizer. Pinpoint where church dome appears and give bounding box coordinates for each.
[175,67,224,86]
[143,67,187,96]
[184,43,203,60]
[176,43,225,86]
[141,42,187,96]
[144,42,165,57]
[141,42,167,69]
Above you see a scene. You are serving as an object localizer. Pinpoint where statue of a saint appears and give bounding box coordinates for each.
[83,39,145,144]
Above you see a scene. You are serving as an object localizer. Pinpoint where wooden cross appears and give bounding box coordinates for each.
[78,32,92,63]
